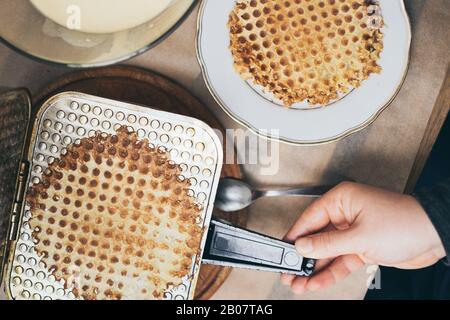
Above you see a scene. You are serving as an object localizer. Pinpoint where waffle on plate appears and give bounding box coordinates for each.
[229,0,384,107]
[26,127,203,300]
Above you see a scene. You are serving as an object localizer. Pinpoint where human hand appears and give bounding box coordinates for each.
[281,182,446,294]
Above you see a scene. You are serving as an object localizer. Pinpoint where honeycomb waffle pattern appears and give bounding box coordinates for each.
[8,94,221,300]
[25,127,203,300]
[229,0,384,106]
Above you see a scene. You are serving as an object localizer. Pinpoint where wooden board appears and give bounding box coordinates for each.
[33,65,248,300]
[405,63,450,193]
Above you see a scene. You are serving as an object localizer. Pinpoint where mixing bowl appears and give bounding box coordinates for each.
[0,0,196,67]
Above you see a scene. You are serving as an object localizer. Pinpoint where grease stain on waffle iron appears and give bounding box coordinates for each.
[26,126,203,300]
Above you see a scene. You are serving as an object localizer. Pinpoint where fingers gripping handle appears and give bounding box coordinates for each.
[202,219,315,276]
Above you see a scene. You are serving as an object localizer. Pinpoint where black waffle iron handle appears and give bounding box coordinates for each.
[202,219,315,276]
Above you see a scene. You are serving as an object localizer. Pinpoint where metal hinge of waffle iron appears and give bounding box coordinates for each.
[8,161,30,242]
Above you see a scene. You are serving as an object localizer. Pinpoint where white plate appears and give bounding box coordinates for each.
[196,0,411,145]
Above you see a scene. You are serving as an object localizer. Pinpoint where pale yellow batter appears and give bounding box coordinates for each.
[30,0,173,34]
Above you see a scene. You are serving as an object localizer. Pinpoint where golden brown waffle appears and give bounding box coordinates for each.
[26,127,203,300]
[228,0,384,106]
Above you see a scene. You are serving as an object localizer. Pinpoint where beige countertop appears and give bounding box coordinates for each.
[0,0,449,300]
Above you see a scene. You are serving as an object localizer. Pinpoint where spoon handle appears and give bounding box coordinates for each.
[257,184,336,198]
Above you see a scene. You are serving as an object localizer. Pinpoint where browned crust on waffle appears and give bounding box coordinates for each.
[228,0,384,106]
[26,126,203,300]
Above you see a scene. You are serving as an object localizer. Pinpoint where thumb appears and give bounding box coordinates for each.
[295,229,357,259]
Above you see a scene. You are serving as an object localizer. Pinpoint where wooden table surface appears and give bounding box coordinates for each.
[0,0,449,300]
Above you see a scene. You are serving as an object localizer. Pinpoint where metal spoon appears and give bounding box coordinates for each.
[215,178,337,212]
